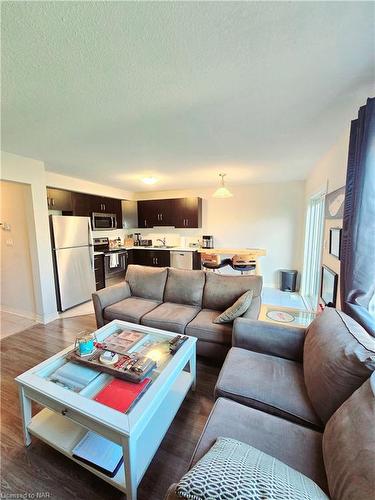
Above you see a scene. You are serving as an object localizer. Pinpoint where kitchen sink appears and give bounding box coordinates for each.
[152,245,176,249]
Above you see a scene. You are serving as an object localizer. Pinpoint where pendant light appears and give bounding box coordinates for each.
[213,173,233,198]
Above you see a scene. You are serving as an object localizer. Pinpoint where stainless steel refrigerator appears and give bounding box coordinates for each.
[51,215,95,311]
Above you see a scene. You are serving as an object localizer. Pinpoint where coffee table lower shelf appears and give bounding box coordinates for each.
[28,408,128,492]
[27,369,193,494]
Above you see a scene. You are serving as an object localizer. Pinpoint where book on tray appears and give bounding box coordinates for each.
[94,377,152,413]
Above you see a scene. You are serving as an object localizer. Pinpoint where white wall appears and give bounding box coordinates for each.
[304,129,350,310]
[134,181,306,287]
[305,130,349,198]
[1,152,57,322]
[45,171,133,200]
[0,181,37,319]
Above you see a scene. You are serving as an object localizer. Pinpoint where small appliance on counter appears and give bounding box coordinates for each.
[139,239,152,247]
[201,235,214,249]
[133,233,141,246]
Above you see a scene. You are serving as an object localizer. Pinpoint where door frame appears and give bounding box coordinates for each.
[301,189,326,311]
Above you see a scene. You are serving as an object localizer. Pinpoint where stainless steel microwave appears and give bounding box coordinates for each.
[92,212,117,230]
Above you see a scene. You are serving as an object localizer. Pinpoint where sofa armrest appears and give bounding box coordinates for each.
[164,484,180,500]
[92,281,131,328]
[232,317,306,362]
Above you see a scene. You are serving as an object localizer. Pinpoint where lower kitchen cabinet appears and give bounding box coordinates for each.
[94,254,105,290]
[132,249,170,267]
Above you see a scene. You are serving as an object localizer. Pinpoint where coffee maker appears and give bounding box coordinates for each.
[201,235,214,249]
[134,233,141,246]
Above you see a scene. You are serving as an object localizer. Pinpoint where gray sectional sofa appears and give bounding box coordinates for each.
[92,264,263,359]
[165,307,375,499]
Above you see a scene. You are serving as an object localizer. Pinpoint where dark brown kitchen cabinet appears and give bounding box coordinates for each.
[94,254,105,290]
[137,197,202,228]
[71,192,91,216]
[46,188,72,212]
[90,196,117,214]
[174,197,202,228]
[137,200,160,228]
[133,249,170,267]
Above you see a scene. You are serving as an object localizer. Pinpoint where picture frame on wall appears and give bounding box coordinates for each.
[329,227,342,259]
[320,265,338,307]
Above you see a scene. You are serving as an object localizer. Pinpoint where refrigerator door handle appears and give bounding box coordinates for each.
[87,219,94,270]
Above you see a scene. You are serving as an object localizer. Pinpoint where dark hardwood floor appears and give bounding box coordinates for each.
[0,314,220,500]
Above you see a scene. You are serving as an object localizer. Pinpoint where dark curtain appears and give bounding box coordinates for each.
[340,97,375,336]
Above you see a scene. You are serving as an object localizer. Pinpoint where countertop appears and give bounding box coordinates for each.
[94,246,200,255]
[95,247,267,255]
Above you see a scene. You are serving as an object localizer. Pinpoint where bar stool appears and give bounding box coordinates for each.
[230,254,256,275]
[201,253,232,272]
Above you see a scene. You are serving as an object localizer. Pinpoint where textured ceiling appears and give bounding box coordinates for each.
[1,1,374,191]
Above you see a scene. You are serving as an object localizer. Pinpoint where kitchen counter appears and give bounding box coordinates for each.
[124,246,200,252]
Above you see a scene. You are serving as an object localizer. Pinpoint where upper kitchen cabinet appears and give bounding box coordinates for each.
[90,195,116,214]
[137,197,202,228]
[71,192,91,217]
[173,197,202,228]
[137,200,160,228]
[46,188,72,212]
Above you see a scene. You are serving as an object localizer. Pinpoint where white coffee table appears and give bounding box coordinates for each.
[16,320,197,500]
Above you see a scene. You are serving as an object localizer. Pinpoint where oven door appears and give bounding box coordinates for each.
[92,213,117,230]
[104,251,127,286]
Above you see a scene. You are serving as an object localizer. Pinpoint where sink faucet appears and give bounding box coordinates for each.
[156,238,166,246]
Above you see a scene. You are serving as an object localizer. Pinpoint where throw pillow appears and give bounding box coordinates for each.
[303,308,375,424]
[176,437,329,500]
[213,290,253,324]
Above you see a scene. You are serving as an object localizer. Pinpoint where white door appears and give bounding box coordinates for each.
[301,192,326,311]
[55,247,95,310]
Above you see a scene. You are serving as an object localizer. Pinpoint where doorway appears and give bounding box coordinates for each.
[301,191,326,311]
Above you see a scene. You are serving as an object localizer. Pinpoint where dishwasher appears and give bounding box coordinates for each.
[170,251,193,270]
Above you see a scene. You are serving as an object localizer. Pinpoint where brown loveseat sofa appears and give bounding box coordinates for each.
[92,264,263,359]
[165,308,375,499]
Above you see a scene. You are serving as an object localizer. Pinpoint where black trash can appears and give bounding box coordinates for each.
[280,269,298,292]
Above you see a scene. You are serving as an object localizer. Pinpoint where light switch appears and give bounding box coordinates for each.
[6,239,14,246]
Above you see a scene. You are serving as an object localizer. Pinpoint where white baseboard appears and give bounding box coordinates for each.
[0,305,58,325]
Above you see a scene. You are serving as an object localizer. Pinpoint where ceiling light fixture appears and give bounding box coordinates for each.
[213,173,233,198]
[142,177,157,185]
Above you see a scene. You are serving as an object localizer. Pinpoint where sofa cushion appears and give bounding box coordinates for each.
[164,268,205,307]
[215,347,322,430]
[125,264,168,301]
[177,436,328,500]
[323,374,375,500]
[214,290,253,323]
[304,308,375,424]
[186,309,233,345]
[103,297,160,324]
[191,398,328,493]
[141,302,200,334]
[203,272,262,311]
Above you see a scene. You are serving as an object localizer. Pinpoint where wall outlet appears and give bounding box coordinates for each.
[5,238,14,246]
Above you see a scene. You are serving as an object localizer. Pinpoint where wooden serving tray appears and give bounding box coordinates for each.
[66,350,156,383]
